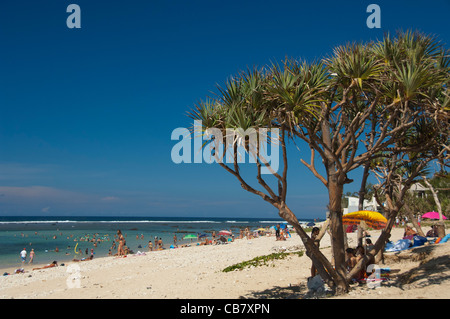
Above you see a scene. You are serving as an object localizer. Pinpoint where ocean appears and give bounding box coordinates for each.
[0,216,320,270]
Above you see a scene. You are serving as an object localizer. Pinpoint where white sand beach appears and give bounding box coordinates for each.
[0,226,449,299]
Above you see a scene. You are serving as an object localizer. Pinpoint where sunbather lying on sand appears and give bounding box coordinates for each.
[32,261,58,270]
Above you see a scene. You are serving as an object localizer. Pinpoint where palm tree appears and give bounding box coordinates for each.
[187,31,450,295]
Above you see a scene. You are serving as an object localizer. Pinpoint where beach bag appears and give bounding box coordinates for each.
[307,275,324,292]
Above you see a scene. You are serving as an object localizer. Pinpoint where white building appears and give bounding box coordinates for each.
[343,196,380,215]
[408,182,429,198]
[341,182,428,215]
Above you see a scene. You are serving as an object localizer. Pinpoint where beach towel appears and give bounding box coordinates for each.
[385,239,411,252]
[440,234,450,243]
[134,251,146,256]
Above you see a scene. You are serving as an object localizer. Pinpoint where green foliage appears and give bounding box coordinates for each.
[400,173,450,217]
[222,251,304,272]
[188,29,449,292]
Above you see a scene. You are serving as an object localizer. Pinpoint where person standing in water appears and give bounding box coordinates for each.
[20,248,27,264]
[117,230,125,256]
[29,249,35,264]
[173,234,178,246]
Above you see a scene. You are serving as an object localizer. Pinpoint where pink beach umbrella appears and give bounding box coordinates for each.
[421,212,447,220]
[218,230,232,236]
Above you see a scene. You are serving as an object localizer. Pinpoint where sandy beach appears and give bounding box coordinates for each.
[1,226,449,299]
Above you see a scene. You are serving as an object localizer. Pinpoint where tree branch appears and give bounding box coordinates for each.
[300,148,328,187]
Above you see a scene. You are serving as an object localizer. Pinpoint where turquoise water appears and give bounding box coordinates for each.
[0,216,318,269]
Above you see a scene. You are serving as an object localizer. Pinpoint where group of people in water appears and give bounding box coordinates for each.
[112,230,166,256]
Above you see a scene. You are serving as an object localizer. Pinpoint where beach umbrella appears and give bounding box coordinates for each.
[256,228,266,232]
[218,230,232,236]
[307,222,316,227]
[198,233,207,238]
[342,210,387,230]
[421,212,447,220]
[279,224,286,229]
[183,234,197,240]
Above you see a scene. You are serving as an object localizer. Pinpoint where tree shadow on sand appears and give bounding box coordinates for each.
[382,243,450,291]
[394,254,450,290]
[239,282,310,299]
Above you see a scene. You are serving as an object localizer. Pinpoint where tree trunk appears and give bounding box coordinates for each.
[327,177,348,294]
[318,113,349,294]
[357,221,367,247]
[278,205,347,293]
[347,213,397,280]
[403,202,425,237]
[358,164,370,211]
[423,177,446,237]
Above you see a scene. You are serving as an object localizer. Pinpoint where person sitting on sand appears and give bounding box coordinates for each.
[351,246,369,281]
[33,261,58,270]
[365,238,375,254]
[403,224,417,240]
[72,256,93,262]
[355,245,365,260]
[345,248,357,272]
[15,268,25,274]
[426,225,439,237]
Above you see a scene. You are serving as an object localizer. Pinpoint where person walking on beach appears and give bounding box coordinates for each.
[275,224,281,240]
[29,249,35,264]
[173,234,177,246]
[20,248,27,264]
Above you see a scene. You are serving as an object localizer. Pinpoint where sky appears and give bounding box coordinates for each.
[0,0,449,218]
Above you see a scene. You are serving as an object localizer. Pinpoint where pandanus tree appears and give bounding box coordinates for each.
[187,31,450,294]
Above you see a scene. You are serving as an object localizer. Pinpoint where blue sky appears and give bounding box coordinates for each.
[0,0,449,218]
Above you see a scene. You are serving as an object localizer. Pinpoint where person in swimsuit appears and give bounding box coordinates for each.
[29,249,35,264]
[345,248,358,272]
[33,261,58,270]
[117,230,125,256]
